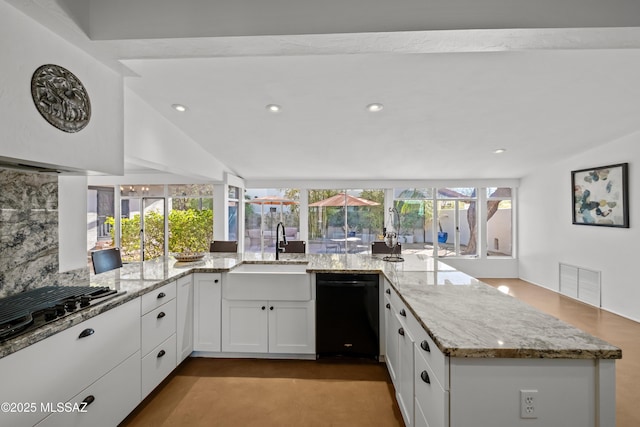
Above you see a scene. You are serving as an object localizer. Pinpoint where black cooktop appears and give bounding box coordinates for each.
[0,286,121,342]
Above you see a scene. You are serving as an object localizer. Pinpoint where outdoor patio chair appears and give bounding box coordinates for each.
[371,241,402,254]
[279,240,306,253]
[210,240,238,252]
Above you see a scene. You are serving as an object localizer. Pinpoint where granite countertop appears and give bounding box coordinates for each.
[0,253,622,360]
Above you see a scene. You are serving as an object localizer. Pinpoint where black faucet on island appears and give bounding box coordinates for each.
[275,221,288,260]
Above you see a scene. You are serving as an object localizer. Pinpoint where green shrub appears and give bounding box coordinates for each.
[105,208,213,261]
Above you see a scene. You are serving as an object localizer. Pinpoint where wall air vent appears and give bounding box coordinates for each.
[559,263,601,307]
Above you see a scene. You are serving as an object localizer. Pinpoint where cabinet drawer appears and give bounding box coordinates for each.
[36,351,141,427]
[141,282,176,315]
[141,299,177,356]
[384,285,404,314]
[142,334,177,398]
[409,313,448,390]
[0,299,140,427]
[415,346,449,427]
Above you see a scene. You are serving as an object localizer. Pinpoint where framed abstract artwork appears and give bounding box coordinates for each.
[572,163,629,228]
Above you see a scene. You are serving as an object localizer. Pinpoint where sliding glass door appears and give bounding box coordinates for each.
[120,196,165,262]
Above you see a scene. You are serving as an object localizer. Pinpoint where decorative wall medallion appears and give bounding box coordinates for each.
[31,64,91,133]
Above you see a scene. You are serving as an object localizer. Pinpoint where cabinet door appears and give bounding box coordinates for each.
[268,300,315,354]
[176,275,194,363]
[397,314,415,427]
[384,298,400,383]
[222,299,268,353]
[193,273,222,352]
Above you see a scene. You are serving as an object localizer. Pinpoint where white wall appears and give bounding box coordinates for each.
[58,175,88,272]
[0,2,123,175]
[519,131,640,322]
[124,88,228,181]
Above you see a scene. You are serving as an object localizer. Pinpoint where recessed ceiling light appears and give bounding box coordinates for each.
[366,103,384,112]
[493,148,507,154]
[172,104,187,112]
[266,104,281,113]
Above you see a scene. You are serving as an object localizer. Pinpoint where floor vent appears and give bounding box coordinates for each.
[559,263,601,307]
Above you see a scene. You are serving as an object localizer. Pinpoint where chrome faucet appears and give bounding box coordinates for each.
[275,222,288,260]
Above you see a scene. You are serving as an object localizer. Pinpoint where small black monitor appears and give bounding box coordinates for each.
[91,248,123,274]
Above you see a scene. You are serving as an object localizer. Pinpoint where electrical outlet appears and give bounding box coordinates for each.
[520,389,538,419]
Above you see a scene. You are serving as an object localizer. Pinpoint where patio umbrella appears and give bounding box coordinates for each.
[308,193,380,207]
[309,193,380,240]
[248,195,298,206]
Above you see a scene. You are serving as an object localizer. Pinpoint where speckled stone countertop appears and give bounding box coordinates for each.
[0,253,621,360]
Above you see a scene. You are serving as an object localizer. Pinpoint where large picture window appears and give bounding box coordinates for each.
[436,188,477,257]
[168,184,214,254]
[486,187,513,257]
[245,188,300,253]
[307,189,383,254]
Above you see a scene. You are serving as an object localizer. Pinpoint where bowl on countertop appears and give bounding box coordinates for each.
[173,252,206,262]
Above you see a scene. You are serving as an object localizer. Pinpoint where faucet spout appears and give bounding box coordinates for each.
[275,222,287,260]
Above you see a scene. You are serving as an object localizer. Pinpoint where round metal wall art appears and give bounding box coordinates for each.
[31,64,91,133]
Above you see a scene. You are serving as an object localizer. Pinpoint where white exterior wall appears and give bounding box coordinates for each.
[519,131,640,322]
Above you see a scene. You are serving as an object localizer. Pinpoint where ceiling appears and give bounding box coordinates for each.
[9,0,640,182]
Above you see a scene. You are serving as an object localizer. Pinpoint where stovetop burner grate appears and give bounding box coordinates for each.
[0,286,119,341]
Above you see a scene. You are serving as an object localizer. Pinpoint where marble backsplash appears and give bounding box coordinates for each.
[0,169,87,297]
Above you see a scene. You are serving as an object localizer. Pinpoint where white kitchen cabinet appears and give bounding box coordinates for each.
[36,351,141,427]
[396,313,415,427]
[384,284,414,427]
[221,299,315,354]
[141,297,176,356]
[221,270,314,355]
[0,299,140,427]
[414,344,448,427]
[140,281,177,400]
[193,273,222,352]
[384,294,399,383]
[141,281,176,315]
[221,299,269,352]
[268,300,315,354]
[176,274,194,363]
[141,335,177,397]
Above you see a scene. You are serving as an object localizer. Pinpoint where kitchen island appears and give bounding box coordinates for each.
[0,253,620,427]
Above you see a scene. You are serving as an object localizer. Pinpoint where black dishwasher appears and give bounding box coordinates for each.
[316,273,379,360]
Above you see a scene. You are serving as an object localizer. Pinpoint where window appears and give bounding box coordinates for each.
[486,187,513,257]
[245,188,300,252]
[307,189,383,254]
[168,184,214,254]
[228,186,240,242]
[118,185,165,262]
[393,188,433,251]
[87,186,115,256]
[436,188,478,257]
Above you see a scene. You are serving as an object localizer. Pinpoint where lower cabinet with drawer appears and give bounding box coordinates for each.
[142,335,177,397]
[414,345,449,427]
[36,351,142,427]
[384,283,449,427]
[140,282,178,400]
[0,298,141,427]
